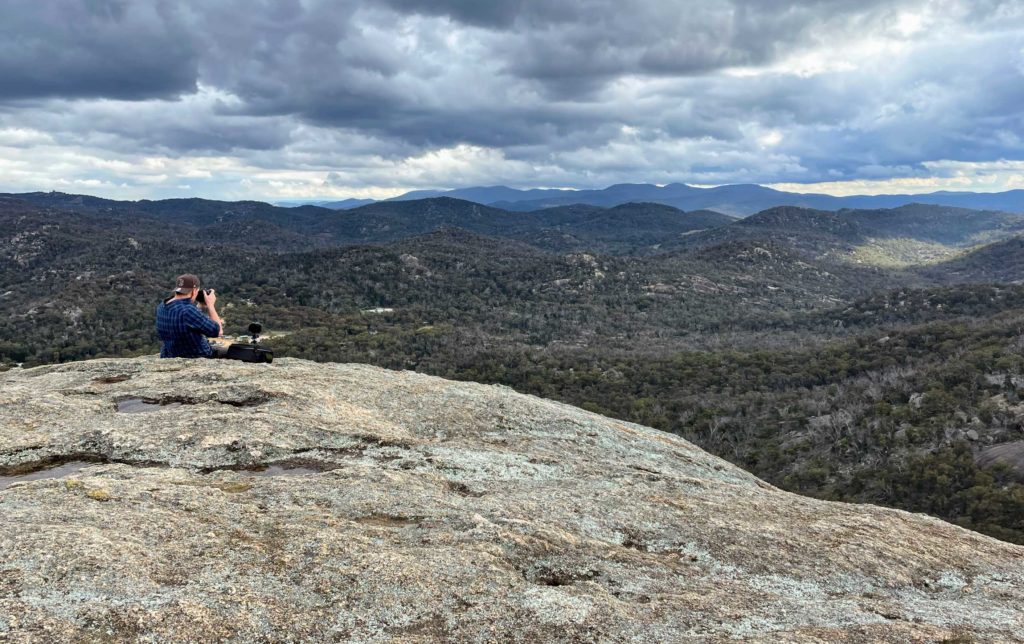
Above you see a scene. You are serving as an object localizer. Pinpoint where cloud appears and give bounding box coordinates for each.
[0,0,1021,199]
[0,127,55,147]
[0,0,199,101]
[769,159,1024,195]
[377,0,533,28]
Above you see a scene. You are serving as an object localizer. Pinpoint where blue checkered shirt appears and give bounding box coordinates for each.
[156,298,221,358]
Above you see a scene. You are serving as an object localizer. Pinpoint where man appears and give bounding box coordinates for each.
[156,274,224,358]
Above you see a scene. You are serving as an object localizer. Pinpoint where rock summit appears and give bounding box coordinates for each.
[1,357,1022,641]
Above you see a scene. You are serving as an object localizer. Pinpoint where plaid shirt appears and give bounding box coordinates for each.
[155,297,221,358]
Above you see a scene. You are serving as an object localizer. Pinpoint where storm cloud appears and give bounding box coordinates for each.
[0,0,199,100]
[0,0,1021,199]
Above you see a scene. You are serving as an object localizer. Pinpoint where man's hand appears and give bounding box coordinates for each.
[204,289,217,307]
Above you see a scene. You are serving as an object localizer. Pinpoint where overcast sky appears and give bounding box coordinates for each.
[0,0,1022,201]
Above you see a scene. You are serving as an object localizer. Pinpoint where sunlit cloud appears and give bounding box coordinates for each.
[769,159,1024,195]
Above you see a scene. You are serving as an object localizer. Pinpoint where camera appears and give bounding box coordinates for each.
[195,288,212,305]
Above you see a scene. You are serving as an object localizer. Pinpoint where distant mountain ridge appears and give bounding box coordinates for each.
[282,198,376,209]
[8,191,1024,262]
[670,203,1024,264]
[284,182,1024,216]
[1,192,734,255]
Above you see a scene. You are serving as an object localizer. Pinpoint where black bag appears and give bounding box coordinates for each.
[222,342,274,363]
[211,323,273,363]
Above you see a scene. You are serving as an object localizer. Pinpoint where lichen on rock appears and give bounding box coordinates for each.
[0,357,1022,642]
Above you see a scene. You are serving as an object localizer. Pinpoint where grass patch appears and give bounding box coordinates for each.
[844,238,968,267]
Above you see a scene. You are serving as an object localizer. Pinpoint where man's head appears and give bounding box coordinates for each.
[173,274,200,301]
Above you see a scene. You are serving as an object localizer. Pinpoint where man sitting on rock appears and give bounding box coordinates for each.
[156,274,223,359]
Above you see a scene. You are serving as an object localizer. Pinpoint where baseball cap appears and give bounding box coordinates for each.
[173,274,200,293]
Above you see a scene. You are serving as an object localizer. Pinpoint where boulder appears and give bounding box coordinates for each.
[1,357,1022,642]
[977,441,1024,480]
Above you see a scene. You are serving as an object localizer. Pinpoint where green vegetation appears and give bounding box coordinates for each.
[266,313,1024,544]
[3,194,1024,544]
[845,237,967,267]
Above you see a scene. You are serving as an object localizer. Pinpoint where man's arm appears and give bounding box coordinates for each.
[184,298,222,338]
[204,290,223,337]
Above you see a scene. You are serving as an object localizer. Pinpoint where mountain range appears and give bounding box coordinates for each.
[10,190,1024,261]
[282,182,1024,216]
[1,192,735,255]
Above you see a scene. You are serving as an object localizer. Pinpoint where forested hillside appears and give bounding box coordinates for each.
[2,194,1024,544]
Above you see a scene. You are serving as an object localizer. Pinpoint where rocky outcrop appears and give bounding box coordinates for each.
[1,357,1022,642]
[976,440,1024,479]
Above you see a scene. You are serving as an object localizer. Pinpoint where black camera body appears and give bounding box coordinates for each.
[195,288,212,305]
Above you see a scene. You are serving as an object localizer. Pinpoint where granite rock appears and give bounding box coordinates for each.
[1,357,1022,642]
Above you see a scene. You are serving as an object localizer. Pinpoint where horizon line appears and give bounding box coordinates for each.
[4,179,1023,206]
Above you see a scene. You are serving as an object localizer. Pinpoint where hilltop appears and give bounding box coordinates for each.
[1,357,1022,641]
